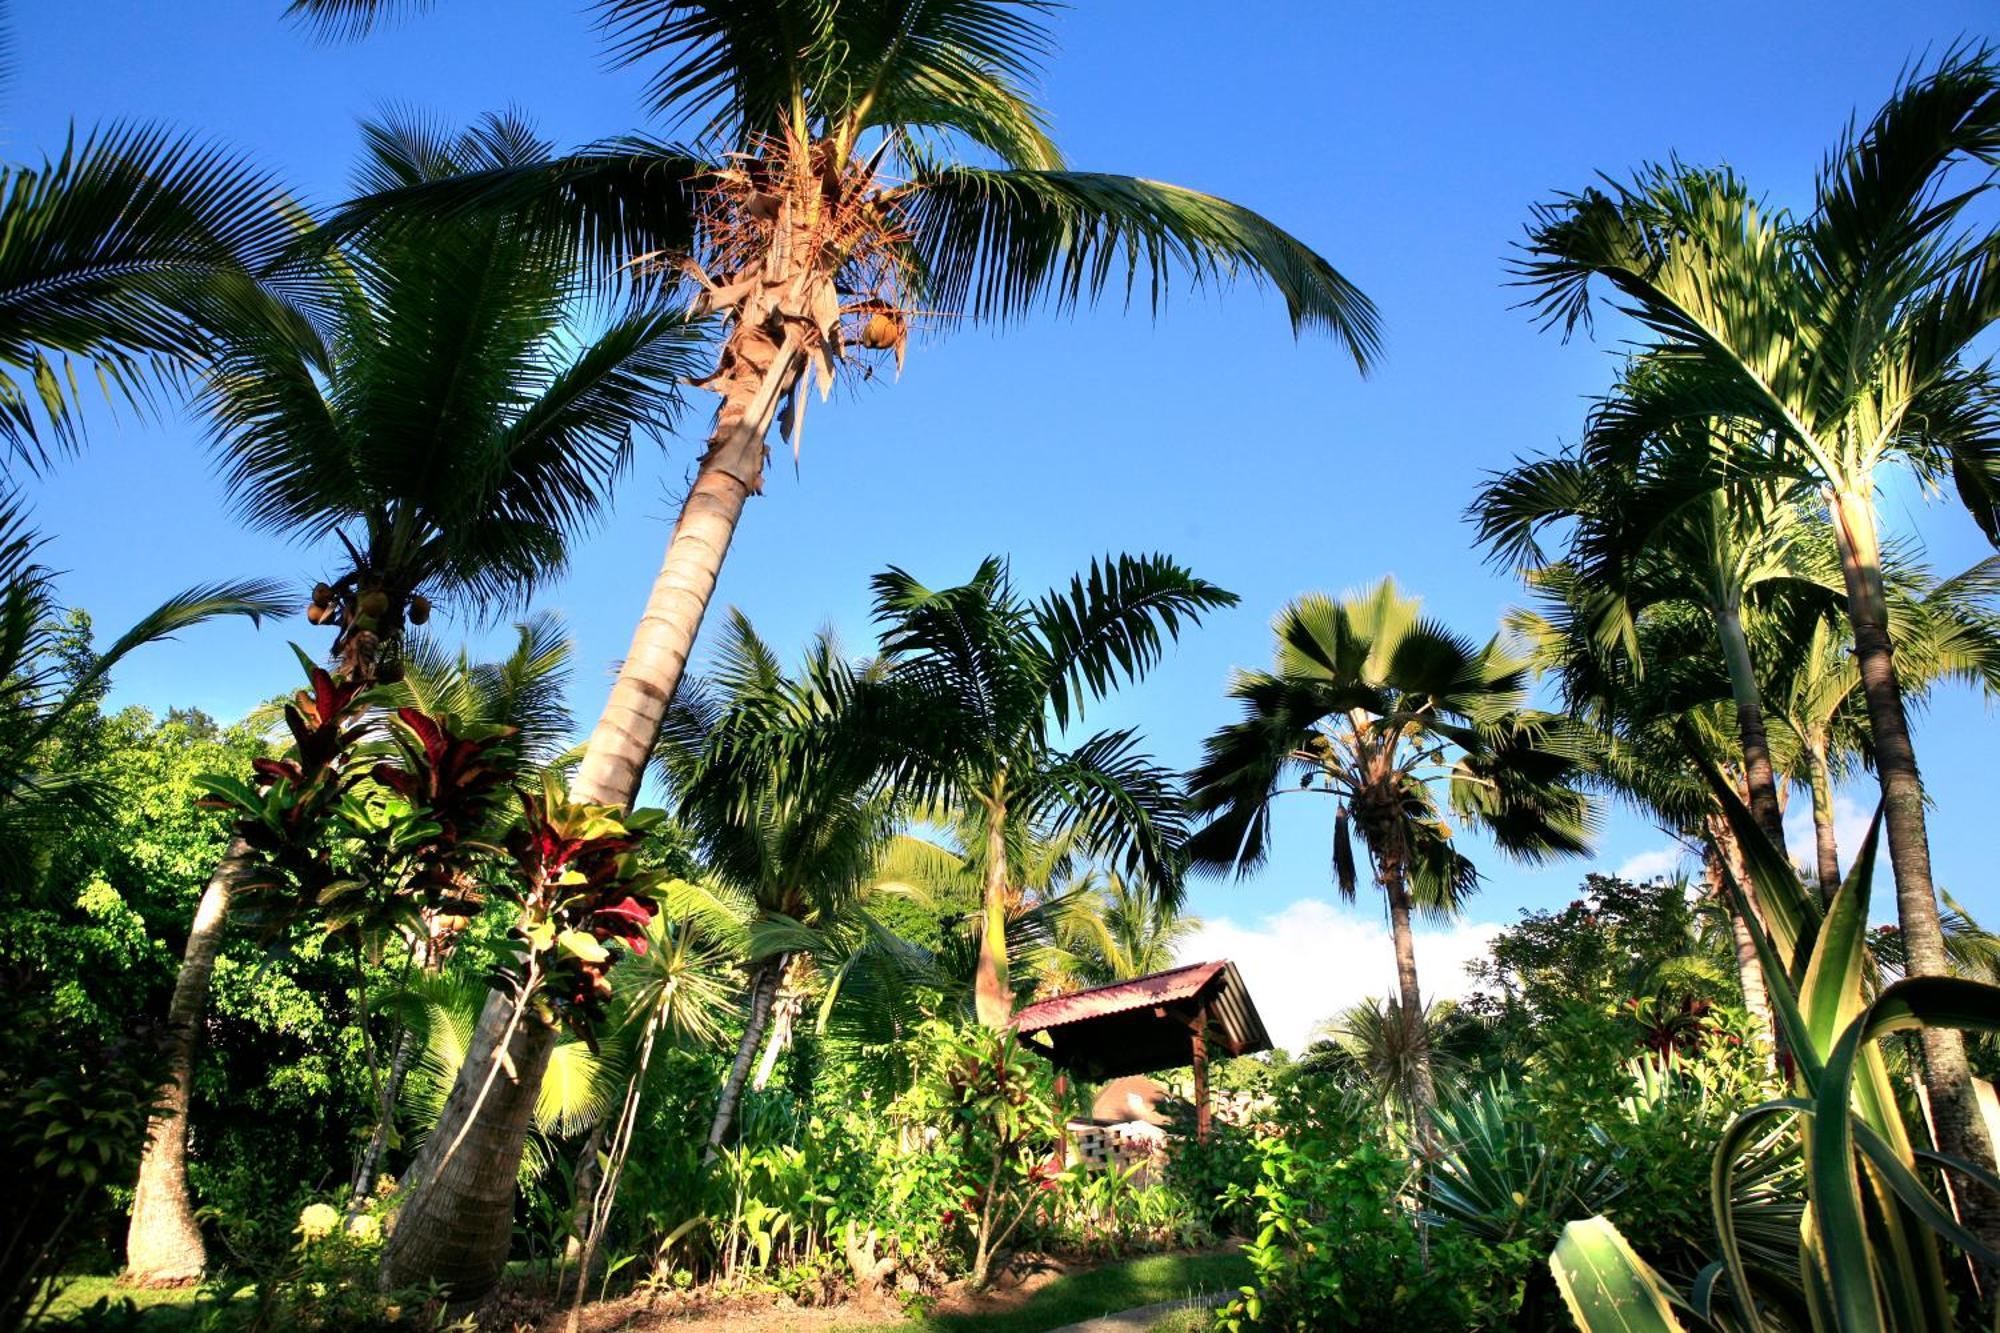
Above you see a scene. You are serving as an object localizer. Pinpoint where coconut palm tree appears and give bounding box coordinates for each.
[327,6,1375,1284]
[125,115,705,1286]
[0,120,305,470]
[315,0,1379,820]
[651,610,896,1159]
[870,554,1230,1028]
[1186,578,1594,1133]
[1512,47,2000,1204]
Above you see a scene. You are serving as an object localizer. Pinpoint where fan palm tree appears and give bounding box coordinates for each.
[126,115,704,1286]
[1513,47,2000,1200]
[651,611,895,1159]
[1186,578,1594,1133]
[871,554,1231,1028]
[1298,997,1480,1133]
[0,120,306,470]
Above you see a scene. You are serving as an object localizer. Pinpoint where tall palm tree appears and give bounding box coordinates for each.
[1513,48,2000,1202]
[1186,578,1594,1132]
[315,0,1379,819]
[871,554,1230,1028]
[0,120,305,470]
[651,610,894,1158]
[125,115,704,1286]
[325,7,1376,1283]
[1771,560,2000,895]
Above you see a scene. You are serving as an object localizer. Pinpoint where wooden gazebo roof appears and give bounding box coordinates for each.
[1013,960,1271,1081]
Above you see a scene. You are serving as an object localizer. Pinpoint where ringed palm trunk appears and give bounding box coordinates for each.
[123,840,255,1285]
[974,801,1014,1028]
[1714,600,1790,854]
[1801,726,1843,899]
[1372,821,1435,1150]
[1829,487,2000,1246]
[706,953,788,1162]
[1704,832,1771,1044]
[386,311,803,1294]
[377,988,558,1297]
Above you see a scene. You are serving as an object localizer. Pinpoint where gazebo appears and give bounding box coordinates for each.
[1013,960,1271,1141]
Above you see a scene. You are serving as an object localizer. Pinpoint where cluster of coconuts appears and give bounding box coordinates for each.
[859,310,905,350]
[302,581,432,628]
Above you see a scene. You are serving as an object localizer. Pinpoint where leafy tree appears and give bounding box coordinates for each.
[871,554,1231,1028]
[1046,871,1198,992]
[1187,578,1594,1135]
[1513,47,2000,1210]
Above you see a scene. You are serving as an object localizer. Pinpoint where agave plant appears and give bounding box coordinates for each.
[1552,763,2000,1331]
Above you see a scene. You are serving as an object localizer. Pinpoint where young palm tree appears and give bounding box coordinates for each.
[1186,578,1594,1132]
[1047,871,1198,991]
[871,554,1230,1028]
[651,611,895,1159]
[1513,48,2000,1199]
[125,116,704,1286]
[0,121,305,469]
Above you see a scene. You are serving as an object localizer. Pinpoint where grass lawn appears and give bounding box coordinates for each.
[890,1250,1250,1332]
[36,1276,210,1327]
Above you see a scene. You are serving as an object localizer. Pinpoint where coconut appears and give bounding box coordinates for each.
[311,582,334,608]
[861,311,904,350]
[408,595,431,625]
[305,603,332,625]
[357,590,390,619]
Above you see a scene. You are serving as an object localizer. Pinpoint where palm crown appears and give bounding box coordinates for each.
[869,553,1234,1025]
[205,115,705,675]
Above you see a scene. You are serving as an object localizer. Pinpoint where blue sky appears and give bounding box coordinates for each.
[11,1,2000,1042]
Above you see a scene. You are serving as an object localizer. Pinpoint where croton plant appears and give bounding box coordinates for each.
[198,656,661,1040]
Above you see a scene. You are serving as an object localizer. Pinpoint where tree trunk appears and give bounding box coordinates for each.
[706,955,787,1162]
[1829,487,2000,1249]
[347,1026,418,1222]
[1377,831,1435,1150]
[751,969,797,1093]
[974,801,1014,1028]
[570,320,803,812]
[124,837,254,1286]
[1803,728,1843,899]
[1707,841,1772,1040]
[381,317,804,1295]
[377,988,558,1300]
[1714,601,1790,854]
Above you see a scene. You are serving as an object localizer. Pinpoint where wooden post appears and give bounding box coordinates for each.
[1191,1004,1211,1144]
[1052,1070,1070,1166]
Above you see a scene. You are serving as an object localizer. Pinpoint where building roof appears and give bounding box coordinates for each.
[1013,960,1272,1080]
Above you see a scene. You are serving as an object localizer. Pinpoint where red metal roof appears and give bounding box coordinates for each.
[1014,961,1228,1033]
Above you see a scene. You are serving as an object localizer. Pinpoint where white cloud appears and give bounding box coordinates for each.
[1785,793,1875,877]
[1616,845,1688,882]
[1176,899,1502,1054]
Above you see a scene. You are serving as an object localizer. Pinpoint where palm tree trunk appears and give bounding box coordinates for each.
[1714,600,1789,853]
[377,987,558,1299]
[751,975,796,1093]
[570,318,804,812]
[1830,487,2000,1246]
[975,802,1014,1028]
[382,317,804,1295]
[124,838,254,1286]
[1376,826,1435,1150]
[1705,837,1771,1041]
[1802,728,1843,899]
[706,955,787,1162]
